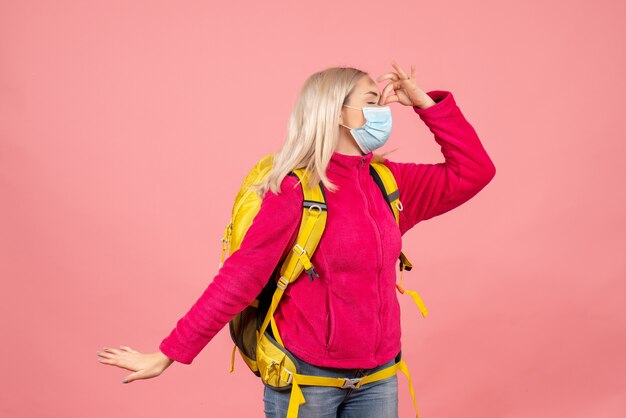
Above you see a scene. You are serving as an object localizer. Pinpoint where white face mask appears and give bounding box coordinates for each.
[340,105,393,153]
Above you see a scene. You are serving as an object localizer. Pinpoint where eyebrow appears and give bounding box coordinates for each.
[363,91,380,97]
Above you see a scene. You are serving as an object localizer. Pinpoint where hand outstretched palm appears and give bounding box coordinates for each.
[97,345,174,383]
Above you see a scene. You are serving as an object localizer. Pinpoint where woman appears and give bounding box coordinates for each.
[97,62,496,417]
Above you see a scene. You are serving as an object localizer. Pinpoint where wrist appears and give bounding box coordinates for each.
[412,97,437,110]
[157,350,175,365]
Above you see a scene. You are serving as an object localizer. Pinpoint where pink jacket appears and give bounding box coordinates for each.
[159,90,496,368]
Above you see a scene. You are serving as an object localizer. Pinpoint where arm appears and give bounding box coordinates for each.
[159,175,303,364]
[383,90,496,236]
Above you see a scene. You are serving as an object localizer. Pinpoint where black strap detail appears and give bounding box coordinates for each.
[369,165,395,217]
[303,200,327,210]
[318,179,327,201]
[287,171,327,210]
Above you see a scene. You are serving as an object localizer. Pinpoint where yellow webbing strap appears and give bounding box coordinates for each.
[283,359,420,418]
[294,247,314,272]
[359,359,418,416]
[396,268,429,318]
[259,282,287,343]
[229,343,237,372]
[404,289,429,318]
[270,316,284,347]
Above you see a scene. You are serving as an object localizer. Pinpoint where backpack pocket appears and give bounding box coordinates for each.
[256,329,301,391]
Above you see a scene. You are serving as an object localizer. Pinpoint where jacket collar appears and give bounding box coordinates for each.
[327,150,374,179]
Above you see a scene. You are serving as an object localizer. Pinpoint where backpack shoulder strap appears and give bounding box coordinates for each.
[369,162,403,225]
[282,168,327,283]
[369,162,410,269]
[258,168,328,346]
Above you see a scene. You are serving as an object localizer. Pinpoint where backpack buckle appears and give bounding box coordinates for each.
[341,377,362,389]
[293,244,306,257]
[280,368,293,384]
[277,276,289,290]
[293,244,319,282]
[305,265,319,282]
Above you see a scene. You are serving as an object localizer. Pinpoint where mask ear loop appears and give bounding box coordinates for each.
[340,105,360,130]
[341,104,365,131]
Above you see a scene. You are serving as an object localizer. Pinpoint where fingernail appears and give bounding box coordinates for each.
[122,379,128,383]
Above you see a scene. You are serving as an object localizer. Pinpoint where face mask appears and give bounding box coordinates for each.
[340,105,393,153]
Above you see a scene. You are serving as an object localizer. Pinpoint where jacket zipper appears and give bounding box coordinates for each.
[357,155,384,360]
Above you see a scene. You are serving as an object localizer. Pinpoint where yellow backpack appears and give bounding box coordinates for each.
[221,153,429,418]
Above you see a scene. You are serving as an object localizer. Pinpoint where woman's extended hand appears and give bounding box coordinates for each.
[376,61,436,109]
[96,345,174,383]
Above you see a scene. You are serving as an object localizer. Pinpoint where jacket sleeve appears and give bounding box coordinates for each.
[383,90,496,236]
[159,175,303,364]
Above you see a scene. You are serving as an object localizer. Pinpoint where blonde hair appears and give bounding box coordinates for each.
[249,66,393,199]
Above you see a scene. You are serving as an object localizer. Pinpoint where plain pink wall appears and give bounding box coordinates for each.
[1,0,625,417]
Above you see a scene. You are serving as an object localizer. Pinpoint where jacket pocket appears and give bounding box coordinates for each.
[325,312,332,348]
[325,293,336,349]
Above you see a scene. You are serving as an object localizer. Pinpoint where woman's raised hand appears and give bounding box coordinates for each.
[96,345,174,383]
[376,61,436,110]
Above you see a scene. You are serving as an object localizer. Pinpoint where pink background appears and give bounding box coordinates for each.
[1,1,625,417]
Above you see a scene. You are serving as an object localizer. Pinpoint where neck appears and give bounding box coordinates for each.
[327,148,374,180]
